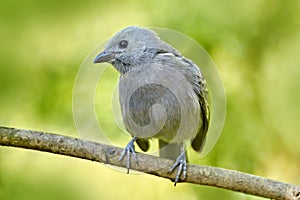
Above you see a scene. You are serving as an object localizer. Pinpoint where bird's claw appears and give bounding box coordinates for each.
[168,150,187,186]
[119,136,138,173]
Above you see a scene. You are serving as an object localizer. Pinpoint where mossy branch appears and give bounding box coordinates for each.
[0,126,299,200]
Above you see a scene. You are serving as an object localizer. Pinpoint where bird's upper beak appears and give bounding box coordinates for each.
[94,51,114,63]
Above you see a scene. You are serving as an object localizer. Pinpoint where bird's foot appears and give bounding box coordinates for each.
[119,136,138,173]
[168,149,187,186]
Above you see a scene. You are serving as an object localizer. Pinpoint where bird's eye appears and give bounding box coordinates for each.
[119,40,128,49]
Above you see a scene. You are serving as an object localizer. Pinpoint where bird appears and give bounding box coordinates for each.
[94,26,210,185]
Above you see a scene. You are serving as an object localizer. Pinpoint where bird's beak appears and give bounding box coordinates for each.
[94,51,114,63]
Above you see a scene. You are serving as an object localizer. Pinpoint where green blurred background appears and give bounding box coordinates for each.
[1,0,300,199]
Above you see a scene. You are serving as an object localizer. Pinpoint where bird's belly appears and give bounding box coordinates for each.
[118,64,201,143]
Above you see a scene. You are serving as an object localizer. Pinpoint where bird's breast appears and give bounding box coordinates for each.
[118,63,201,143]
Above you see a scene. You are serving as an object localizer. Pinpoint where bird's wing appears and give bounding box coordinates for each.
[136,138,149,152]
[161,54,210,152]
[184,60,210,152]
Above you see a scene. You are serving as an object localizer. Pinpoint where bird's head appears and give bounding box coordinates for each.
[94,26,179,74]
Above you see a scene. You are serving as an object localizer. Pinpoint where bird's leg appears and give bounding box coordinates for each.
[168,146,187,186]
[119,136,138,173]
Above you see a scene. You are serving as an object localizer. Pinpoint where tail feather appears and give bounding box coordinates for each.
[159,140,187,161]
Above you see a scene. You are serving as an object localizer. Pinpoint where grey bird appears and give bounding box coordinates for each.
[94,26,210,185]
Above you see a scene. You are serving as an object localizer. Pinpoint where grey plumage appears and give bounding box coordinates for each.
[94,26,210,185]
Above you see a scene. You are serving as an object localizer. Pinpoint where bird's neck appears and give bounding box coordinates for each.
[112,60,132,75]
[112,51,155,75]
[112,48,179,75]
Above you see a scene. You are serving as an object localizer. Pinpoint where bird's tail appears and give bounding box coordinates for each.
[158,140,187,161]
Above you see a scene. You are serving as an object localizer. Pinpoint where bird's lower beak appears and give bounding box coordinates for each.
[94,51,114,63]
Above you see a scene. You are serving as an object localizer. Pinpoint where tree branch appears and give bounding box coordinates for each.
[0,126,299,200]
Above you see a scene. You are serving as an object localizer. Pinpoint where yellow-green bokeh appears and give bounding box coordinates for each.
[1,0,300,199]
